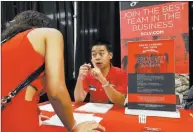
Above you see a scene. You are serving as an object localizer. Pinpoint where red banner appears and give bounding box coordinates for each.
[120,2,189,74]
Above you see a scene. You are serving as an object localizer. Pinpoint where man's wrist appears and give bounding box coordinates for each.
[99,77,108,85]
[102,81,109,88]
[77,74,84,80]
[99,77,110,88]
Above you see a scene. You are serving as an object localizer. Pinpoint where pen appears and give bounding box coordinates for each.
[190,113,193,118]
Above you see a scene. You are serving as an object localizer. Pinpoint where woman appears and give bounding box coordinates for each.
[2,10,105,132]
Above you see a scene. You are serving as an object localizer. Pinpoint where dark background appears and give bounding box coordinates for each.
[1,1,193,102]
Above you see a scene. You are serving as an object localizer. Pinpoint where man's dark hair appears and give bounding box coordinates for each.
[2,10,52,42]
[92,40,112,52]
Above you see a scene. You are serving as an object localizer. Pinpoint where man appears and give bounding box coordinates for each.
[74,41,127,106]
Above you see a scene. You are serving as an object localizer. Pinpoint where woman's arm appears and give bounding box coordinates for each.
[44,28,75,131]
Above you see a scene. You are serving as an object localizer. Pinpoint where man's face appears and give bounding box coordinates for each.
[91,45,112,69]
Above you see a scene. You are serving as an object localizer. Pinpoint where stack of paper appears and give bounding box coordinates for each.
[75,103,113,114]
[42,113,103,127]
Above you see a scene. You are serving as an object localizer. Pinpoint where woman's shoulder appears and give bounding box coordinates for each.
[27,28,63,45]
[29,28,62,36]
[34,27,61,32]
[26,27,63,57]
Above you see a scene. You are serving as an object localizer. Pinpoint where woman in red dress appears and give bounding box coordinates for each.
[1,10,105,132]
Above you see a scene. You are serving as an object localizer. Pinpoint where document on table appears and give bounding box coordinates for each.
[39,104,54,112]
[125,108,180,118]
[39,104,74,112]
[42,113,103,127]
[75,103,113,114]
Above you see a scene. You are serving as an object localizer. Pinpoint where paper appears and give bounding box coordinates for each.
[125,108,180,118]
[75,103,113,114]
[93,116,103,123]
[42,113,103,127]
[39,104,75,112]
[39,104,55,112]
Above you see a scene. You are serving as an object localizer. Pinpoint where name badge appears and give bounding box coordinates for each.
[89,85,96,91]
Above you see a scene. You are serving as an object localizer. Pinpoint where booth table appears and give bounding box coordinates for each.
[39,102,193,132]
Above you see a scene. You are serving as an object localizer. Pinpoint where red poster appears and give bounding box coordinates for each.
[128,40,175,74]
[127,40,176,111]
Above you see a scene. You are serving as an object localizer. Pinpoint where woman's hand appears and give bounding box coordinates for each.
[72,121,105,132]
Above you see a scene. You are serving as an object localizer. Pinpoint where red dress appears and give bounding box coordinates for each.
[2,29,45,132]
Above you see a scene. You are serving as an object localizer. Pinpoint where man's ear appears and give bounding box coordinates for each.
[109,52,113,59]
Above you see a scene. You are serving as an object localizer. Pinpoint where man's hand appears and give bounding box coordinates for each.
[91,60,107,85]
[78,63,91,80]
[72,121,105,132]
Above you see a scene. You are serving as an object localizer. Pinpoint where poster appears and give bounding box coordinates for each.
[127,40,176,111]
[120,2,189,104]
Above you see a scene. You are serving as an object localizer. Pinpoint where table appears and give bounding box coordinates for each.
[39,102,193,132]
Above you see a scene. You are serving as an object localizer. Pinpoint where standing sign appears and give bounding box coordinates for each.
[120,2,189,105]
[127,40,176,111]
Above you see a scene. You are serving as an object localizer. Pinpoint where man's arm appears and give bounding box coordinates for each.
[74,64,91,102]
[99,76,127,106]
[91,60,127,106]
[74,77,88,102]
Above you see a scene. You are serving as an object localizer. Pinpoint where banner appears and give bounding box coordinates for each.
[120,2,189,104]
[127,40,176,111]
